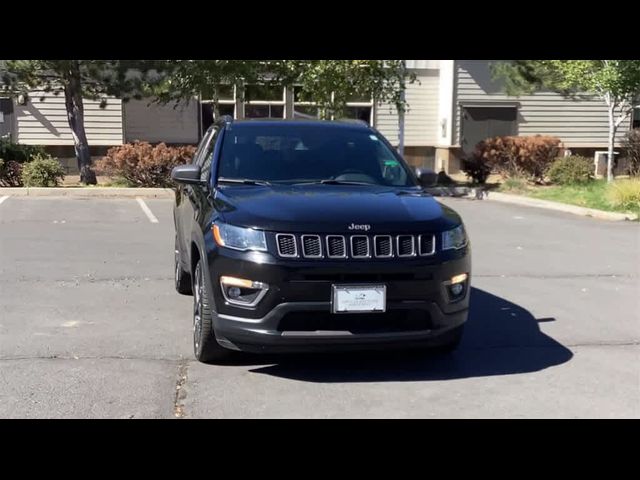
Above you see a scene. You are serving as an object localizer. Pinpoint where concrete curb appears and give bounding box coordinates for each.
[475,191,638,221]
[0,187,175,199]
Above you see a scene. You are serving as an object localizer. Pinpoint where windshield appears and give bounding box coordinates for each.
[217,124,417,187]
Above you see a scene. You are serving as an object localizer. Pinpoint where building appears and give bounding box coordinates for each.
[2,60,638,174]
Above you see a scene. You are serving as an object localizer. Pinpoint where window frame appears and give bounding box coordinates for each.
[243,84,286,119]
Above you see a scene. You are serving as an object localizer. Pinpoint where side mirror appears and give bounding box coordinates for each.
[415,167,438,187]
[171,164,203,185]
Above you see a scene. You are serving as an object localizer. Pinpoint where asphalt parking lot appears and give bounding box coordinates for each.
[0,194,638,418]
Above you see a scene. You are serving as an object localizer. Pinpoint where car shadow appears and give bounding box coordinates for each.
[225,287,573,383]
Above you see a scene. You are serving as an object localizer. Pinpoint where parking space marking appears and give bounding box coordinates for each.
[0,196,9,206]
[136,197,159,224]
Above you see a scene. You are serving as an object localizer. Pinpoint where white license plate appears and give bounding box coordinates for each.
[331,284,386,313]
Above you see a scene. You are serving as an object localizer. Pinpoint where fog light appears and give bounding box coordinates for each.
[450,283,464,296]
[220,276,269,307]
[227,286,242,299]
[444,272,468,302]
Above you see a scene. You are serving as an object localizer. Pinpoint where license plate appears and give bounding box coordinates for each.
[331,284,386,313]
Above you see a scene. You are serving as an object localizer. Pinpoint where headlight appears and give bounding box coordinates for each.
[212,222,267,252]
[442,225,468,250]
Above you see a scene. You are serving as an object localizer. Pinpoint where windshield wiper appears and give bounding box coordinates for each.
[293,179,375,186]
[218,177,271,186]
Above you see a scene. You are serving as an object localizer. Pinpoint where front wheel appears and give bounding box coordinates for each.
[192,259,233,363]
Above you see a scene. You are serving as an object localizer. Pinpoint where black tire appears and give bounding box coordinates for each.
[174,236,192,295]
[192,259,233,363]
[432,325,464,354]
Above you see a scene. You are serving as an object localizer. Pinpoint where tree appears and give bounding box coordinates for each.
[0,60,164,184]
[492,60,640,182]
[149,60,265,121]
[152,60,415,146]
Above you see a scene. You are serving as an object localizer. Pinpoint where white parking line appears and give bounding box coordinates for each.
[136,197,159,224]
[0,196,9,206]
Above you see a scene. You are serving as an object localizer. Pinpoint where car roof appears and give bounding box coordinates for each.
[222,118,371,131]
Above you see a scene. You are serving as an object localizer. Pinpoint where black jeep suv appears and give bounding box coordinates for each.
[172,118,471,363]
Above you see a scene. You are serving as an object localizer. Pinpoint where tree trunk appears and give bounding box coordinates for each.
[607,103,616,183]
[64,62,96,185]
[397,60,406,157]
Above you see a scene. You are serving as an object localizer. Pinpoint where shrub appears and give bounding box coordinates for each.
[499,176,529,193]
[461,155,492,184]
[0,138,47,163]
[623,128,640,177]
[21,154,66,187]
[546,155,593,185]
[474,135,562,183]
[0,158,24,187]
[605,178,640,211]
[95,142,197,188]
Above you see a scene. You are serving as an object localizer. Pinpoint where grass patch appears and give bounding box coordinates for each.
[99,176,136,188]
[498,177,531,194]
[524,179,640,218]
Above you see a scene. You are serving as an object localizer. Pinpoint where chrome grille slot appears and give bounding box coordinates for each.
[301,235,322,258]
[326,235,347,258]
[397,235,416,257]
[276,234,297,257]
[350,235,370,258]
[418,234,435,256]
[374,235,393,258]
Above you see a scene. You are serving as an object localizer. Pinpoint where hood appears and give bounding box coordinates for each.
[214,184,463,233]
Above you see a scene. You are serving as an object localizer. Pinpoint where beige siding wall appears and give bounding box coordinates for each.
[454,60,630,147]
[375,69,440,146]
[15,91,123,146]
[123,99,199,144]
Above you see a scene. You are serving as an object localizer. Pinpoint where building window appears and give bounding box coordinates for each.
[344,105,373,124]
[293,87,373,123]
[633,107,640,130]
[243,85,285,119]
[342,93,373,125]
[201,85,237,135]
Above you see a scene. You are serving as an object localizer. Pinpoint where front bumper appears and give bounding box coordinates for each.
[205,244,471,353]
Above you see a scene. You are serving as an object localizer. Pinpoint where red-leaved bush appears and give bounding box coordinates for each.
[96,142,197,187]
[472,135,562,183]
[0,159,24,187]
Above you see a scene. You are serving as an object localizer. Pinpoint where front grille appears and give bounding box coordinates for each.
[275,233,438,259]
[419,234,435,256]
[374,236,393,257]
[301,235,322,258]
[397,235,415,257]
[276,234,297,257]
[350,236,370,258]
[326,236,347,258]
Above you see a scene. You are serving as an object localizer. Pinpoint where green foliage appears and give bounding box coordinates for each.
[546,155,593,185]
[474,135,562,182]
[95,142,197,187]
[1,60,166,102]
[151,60,416,119]
[0,138,47,163]
[491,60,640,100]
[605,178,640,210]
[461,155,492,184]
[21,154,65,187]
[623,129,640,176]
